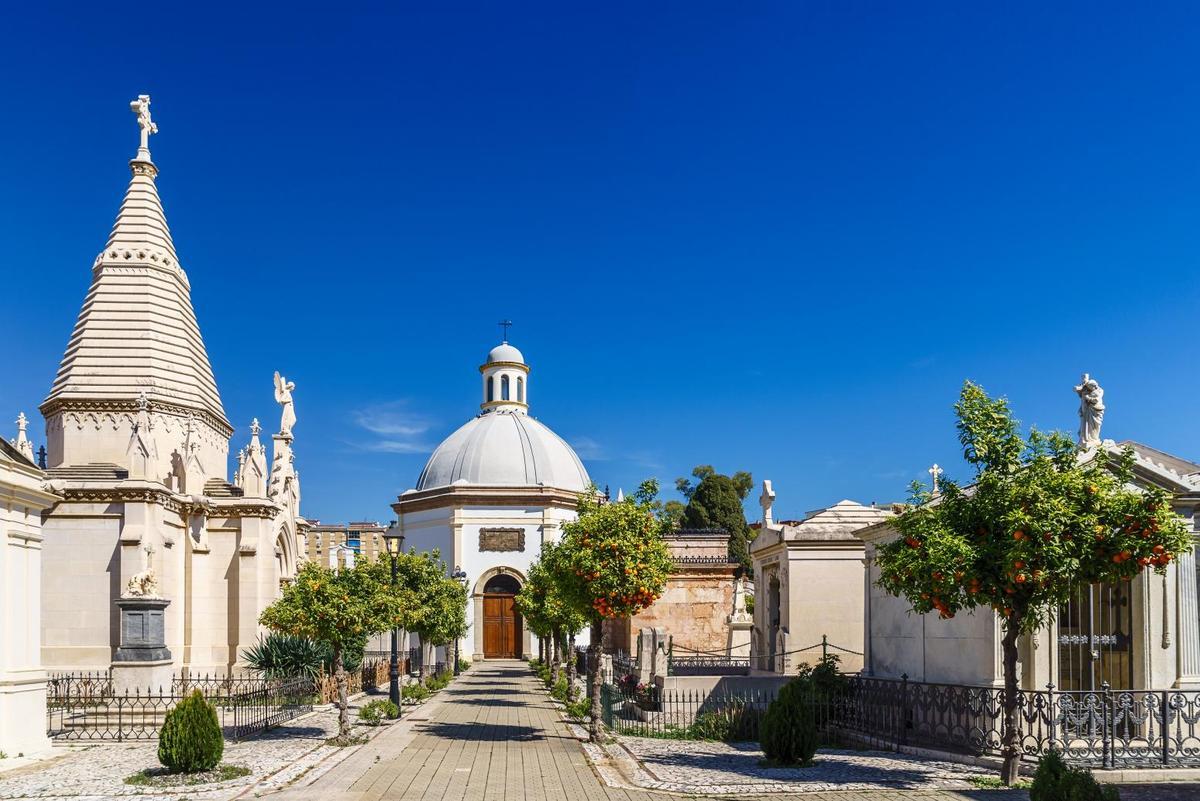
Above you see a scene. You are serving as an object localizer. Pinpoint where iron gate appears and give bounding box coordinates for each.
[1057,580,1134,692]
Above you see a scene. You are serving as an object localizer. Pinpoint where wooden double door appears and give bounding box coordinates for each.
[483,593,522,658]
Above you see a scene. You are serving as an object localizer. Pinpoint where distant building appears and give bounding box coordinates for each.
[306,521,389,565]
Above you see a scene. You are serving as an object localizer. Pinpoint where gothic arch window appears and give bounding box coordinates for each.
[501,375,510,401]
[487,376,495,402]
[517,376,525,403]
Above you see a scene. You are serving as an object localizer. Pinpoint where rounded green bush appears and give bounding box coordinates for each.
[158,690,224,773]
[1031,750,1120,801]
[759,679,818,766]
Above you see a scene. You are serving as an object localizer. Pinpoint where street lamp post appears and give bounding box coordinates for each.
[384,526,405,710]
[451,567,468,676]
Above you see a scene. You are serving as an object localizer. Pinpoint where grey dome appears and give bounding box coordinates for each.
[415,409,590,492]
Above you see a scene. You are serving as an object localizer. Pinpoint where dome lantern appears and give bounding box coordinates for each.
[480,340,529,414]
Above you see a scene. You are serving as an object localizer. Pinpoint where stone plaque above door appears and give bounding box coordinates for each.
[479,528,525,552]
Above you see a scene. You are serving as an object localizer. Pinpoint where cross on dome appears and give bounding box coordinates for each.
[498,319,513,343]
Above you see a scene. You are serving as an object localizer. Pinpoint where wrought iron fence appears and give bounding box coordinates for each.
[600,682,777,741]
[46,672,317,742]
[226,677,315,740]
[596,673,1200,768]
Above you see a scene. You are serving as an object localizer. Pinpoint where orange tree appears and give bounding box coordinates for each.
[260,559,411,741]
[556,480,673,741]
[875,382,1190,785]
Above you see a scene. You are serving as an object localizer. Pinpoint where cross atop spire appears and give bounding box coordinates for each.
[129,95,157,161]
[498,320,513,343]
[928,463,943,494]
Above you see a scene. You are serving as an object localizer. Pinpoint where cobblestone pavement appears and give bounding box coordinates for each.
[606,737,986,793]
[0,703,380,800]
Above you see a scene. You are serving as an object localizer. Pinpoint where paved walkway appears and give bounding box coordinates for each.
[273,661,1031,800]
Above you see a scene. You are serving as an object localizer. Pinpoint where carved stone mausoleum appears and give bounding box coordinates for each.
[36,96,307,676]
[858,377,1200,691]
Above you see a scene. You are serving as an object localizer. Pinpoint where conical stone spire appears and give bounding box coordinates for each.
[41,95,230,471]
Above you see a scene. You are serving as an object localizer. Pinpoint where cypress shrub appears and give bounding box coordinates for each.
[1030,750,1120,801]
[759,679,818,766]
[158,690,224,773]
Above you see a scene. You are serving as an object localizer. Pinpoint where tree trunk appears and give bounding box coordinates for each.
[419,635,430,678]
[999,621,1022,785]
[334,645,350,739]
[567,633,577,702]
[551,628,562,686]
[538,636,545,664]
[588,621,602,742]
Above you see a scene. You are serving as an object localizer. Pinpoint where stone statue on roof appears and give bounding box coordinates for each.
[274,372,296,438]
[1075,373,1105,447]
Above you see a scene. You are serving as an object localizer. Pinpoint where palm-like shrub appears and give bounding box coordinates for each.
[242,633,366,680]
[759,679,818,766]
[158,691,223,773]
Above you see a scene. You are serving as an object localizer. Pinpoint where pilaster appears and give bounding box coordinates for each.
[1175,539,1200,688]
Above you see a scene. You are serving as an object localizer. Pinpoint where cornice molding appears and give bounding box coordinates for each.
[39,397,233,438]
[394,484,582,515]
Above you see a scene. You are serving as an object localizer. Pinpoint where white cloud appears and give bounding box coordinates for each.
[352,401,436,454]
[570,436,609,461]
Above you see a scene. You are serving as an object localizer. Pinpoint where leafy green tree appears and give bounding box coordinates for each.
[260,560,409,740]
[556,480,673,741]
[677,465,755,570]
[389,549,462,676]
[517,543,590,699]
[875,381,1191,785]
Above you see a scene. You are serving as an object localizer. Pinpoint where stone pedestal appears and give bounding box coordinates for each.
[111,597,174,693]
[728,613,753,657]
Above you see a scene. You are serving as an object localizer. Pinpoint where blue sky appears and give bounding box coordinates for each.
[3,3,1200,523]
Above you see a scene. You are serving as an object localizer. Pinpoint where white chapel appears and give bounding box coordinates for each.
[392,339,591,661]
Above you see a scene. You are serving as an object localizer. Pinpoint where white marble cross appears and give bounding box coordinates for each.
[15,412,27,437]
[928,463,943,494]
[129,95,158,153]
[759,479,776,528]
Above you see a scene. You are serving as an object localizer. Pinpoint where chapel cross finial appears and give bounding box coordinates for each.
[498,320,513,343]
[928,463,944,494]
[759,479,776,528]
[129,94,158,156]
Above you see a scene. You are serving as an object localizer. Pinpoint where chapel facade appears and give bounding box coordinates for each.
[393,340,591,661]
[36,96,306,675]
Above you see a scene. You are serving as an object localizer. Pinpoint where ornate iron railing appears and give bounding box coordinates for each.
[46,672,317,742]
[597,673,1200,768]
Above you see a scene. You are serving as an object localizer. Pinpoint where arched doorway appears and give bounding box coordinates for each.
[482,573,523,659]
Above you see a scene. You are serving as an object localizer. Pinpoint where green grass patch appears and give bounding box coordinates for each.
[969,775,1032,790]
[124,764,251,787]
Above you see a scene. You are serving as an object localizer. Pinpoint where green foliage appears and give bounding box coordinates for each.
[565,695,592,720]
[689,711,732,741]
[759,679,818,767]
[550,677,569,702]
[1031,750,1120,801]
[516,542,589,642]
[259,559,412,738]
[457,658,471,672]
[677,465,755,570]
[358,699,399,725]
[402,682,431,702]
[391,550,469,648]
[241,633,364,679]
[556,481,674,621]
[422,670,453,692]
[157,691,224,774]
[876,381,1192,633]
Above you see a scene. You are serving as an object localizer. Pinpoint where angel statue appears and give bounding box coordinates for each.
[1074,373,1105,447]
[274,371,297,438]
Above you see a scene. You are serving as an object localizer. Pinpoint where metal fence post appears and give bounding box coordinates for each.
[899,673,909,746]
[1102,681,1113,770]
[1046,683,1056,756]
[1162,690,1170,767]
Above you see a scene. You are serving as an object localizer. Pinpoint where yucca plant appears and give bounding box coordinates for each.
[243,634,336,679]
